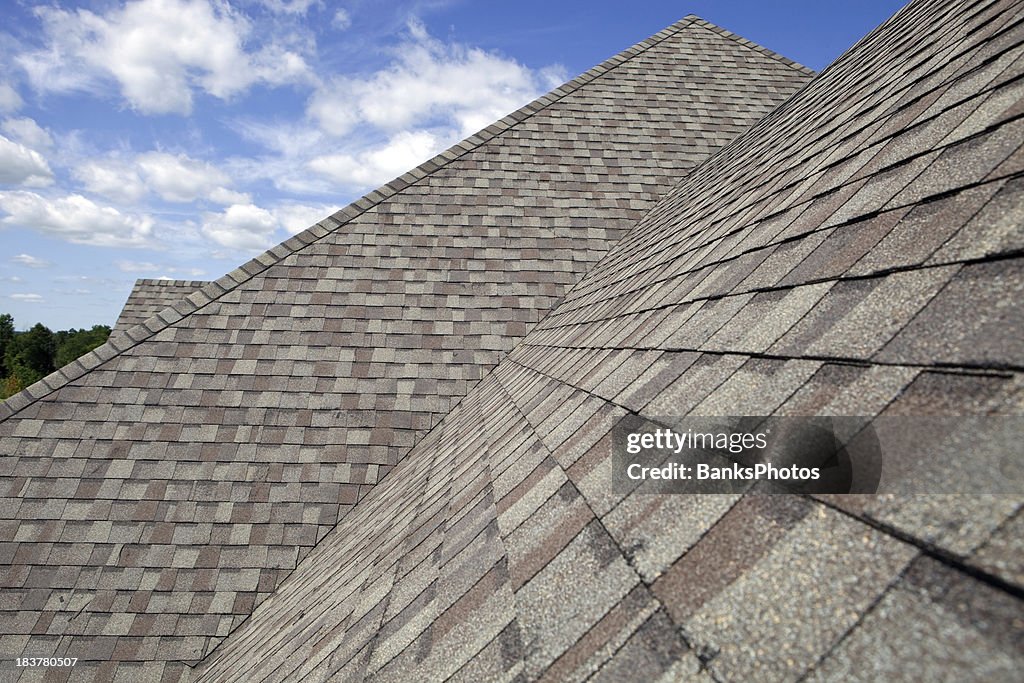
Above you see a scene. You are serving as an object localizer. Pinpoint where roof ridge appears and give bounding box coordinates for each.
[685,15,816,76]
[0,13,780,421]
[803,0,915,78]
[132,277,209,287]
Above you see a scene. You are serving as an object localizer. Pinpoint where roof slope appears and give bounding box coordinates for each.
[113,279,209,334]
[0,17,812,683]
[192,0,1024,680]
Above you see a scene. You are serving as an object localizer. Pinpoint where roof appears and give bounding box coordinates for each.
[113,279,209,334]
[190,0,1024,679]
[0,16,815,682]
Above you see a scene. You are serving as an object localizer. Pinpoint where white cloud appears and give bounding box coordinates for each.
[0,191,154,247]
[10,293,44,303]
[227,120,333,194]
[116,260,205,276]
[20,0,312,115]
[272,202,340,234]
[260,0,322,15]
[222,22,566,197]
[137,152,248,204]
[307,94,359,138]
[1,117,53,150]
[233,119,325,156]
[115,260,162,273]
[308,130,443,188]
[209,187,252,205]
[307,20,565,138]
[202,203,279,250]
[74,151,247,205]
[291,20,566,193]
[73,159,148,204]
[11,254,50,268]
[332,8,351,30]
[0,134,54,186]
[0,84,22,113]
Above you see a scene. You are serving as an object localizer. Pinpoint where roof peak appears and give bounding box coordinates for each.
[683,15,815,76]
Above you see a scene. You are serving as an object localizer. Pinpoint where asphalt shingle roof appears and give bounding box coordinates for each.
[0,15,816,683]
[189,0,1024,680]
[113,280,209,334]
[3,1,1022,680]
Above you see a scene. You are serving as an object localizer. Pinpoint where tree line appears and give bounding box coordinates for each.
[0,314,110,399]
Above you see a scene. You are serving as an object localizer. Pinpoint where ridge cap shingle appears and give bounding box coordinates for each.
[130,277,210,288]
[0,15,712,422]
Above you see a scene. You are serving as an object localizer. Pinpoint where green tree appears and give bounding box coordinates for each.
[55,325,110,368]
[4,322,56,389]
[0,313,13,378]
[0,315,111,400]
[1,374,20,398]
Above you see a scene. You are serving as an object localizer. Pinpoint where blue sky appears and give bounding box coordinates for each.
[0,0,906,330]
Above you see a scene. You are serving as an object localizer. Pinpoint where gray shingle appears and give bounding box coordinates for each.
[806,557,1024,683]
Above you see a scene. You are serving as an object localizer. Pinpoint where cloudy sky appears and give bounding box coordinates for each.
[0,0,905,330]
